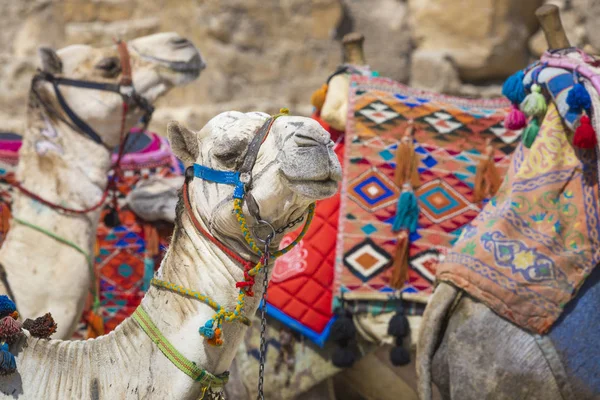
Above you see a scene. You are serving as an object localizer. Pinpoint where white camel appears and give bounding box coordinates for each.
[0,110,340,399]
[318,32,368,131]
[0,32,204,339]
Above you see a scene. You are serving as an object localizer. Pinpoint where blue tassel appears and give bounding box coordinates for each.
[0,296,16,319]
[502,70,526,105]
[198,319,215,339]
[141,257,154,292]
[0,343,16,375]
[566,83,592,112]
[392,189,419,233]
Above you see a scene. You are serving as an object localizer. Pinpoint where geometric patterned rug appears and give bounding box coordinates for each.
[334,75,522,305]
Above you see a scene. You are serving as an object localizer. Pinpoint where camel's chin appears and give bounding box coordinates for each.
[285,178,339,200]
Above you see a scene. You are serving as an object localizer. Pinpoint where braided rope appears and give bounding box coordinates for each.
[133,307,229,388]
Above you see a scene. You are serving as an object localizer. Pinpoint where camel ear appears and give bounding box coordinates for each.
[167,121,199,163]
[38,47,62,74]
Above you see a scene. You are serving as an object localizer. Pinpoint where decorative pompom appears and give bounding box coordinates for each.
[142,257,155,292]
[329,310,356,342]
[0,296,16,319]
[22,313,57,339]
[502,70,526,105]
[332,346,357,368]
[199,320,216,339]
[103,208,121,228]
[567,83,592,112]
[392,188,419,233]
[85,310,104,339]
[0,317,22,344]
[573,115,598,149]
[388,313,410,338]
[504,104,527,130]
[522,118,540,148]
[279,108,290,115]
[390,345,411,366]
[520,84,547,117]
[310,84,328,111]
[0,343,16,375]
[206,328,223,347]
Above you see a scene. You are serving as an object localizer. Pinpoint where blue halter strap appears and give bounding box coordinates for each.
[192,164,246,199]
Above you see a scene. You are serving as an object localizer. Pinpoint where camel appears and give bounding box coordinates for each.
[0,32,205,339]
[417,6,600,400]
[318,33,368,131]
[0,109,341,399]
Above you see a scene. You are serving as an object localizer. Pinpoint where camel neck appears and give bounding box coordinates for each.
[139,208,264,380]
[0,103,112,338]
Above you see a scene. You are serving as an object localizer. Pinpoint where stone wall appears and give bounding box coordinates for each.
[0,0,597,135]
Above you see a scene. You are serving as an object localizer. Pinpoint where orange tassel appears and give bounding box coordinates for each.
[0,205,10,235]
[390,231,410,290]
[394,125,421,189]
[86,310,104,339]
[474,139,501,202]
[310,83,328,111]
[144,224,159,258]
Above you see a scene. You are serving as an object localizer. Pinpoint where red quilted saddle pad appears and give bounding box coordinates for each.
[265,113,344,346]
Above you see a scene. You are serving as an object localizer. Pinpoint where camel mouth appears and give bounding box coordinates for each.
[137,52,206,77]
[282,175,339,199]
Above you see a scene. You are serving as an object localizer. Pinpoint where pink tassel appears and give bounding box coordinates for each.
[504,104,527,130]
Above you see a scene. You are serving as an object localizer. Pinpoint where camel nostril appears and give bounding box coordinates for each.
[169,37,192,49]
[293,131,329,147]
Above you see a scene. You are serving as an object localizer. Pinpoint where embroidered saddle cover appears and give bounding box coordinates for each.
[438,49,600,334]
[0,129,182,337]
[438,103,600,334]
[266,112,344,346]
[334,75,522,306]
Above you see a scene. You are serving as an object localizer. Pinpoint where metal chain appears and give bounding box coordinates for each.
[274,214,305,235]
[257,235,273,400]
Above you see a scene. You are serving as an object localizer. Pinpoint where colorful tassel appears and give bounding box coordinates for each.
[522,118,540,148]
[502,70,526,105]
[206,328,223,347]
[392,185,419,233]
[394,126,421,189]
[566,83,592,112]
[0,316,22,344]
[504,104,527,130]
[0,296,16,319]
[23,313,57,339]
[390,231,410,289]
[573,115,597,149]
[85,310,104,339]
[310,83,328,111]
[199,319,216,339]
[0,343,16,375]
[0,206,10,235]
[520,84,547,117]
[474,140,501,203]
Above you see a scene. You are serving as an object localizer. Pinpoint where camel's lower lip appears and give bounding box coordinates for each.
[283,176,339,198]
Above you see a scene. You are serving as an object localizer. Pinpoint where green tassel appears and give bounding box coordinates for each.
[520,84,547,118]
[522,118,540,148]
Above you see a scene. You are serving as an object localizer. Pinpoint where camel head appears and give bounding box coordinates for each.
[34,32,205,148]
[168,111,342,258]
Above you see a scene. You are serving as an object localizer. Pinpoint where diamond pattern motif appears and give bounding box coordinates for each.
[336,75,522,304]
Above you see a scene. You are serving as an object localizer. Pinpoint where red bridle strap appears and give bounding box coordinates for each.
[182,180,251,269]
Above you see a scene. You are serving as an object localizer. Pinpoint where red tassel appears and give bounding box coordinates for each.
[573,115,597,149]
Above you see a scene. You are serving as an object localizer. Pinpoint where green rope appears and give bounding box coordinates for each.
[12,216,100,311]
[133,307,229,388]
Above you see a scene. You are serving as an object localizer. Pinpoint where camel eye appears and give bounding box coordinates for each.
[95,57,121,77]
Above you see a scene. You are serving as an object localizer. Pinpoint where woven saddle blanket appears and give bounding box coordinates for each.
[438,49,600,334]
[0,129,181,337]
[334,76,522,305]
